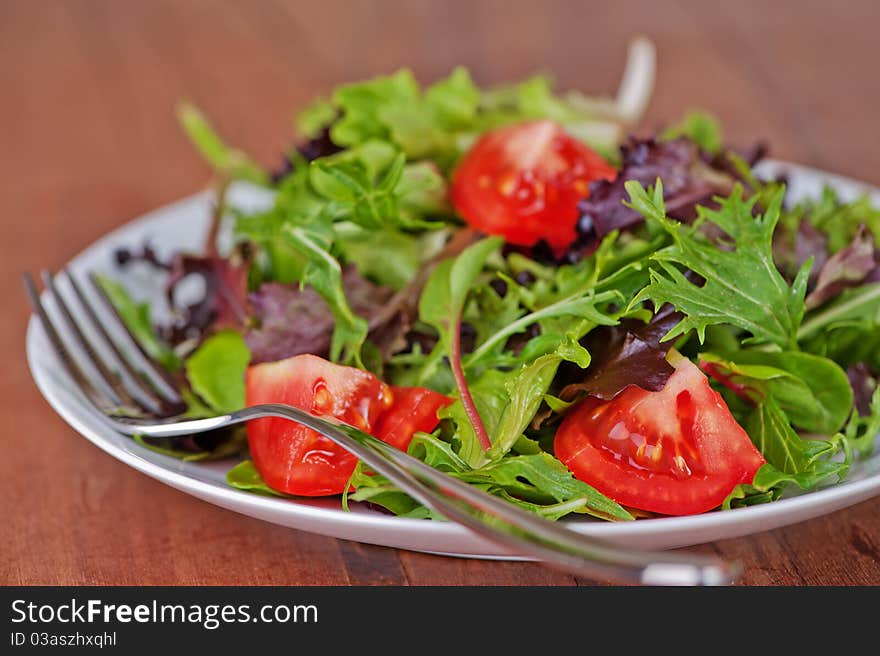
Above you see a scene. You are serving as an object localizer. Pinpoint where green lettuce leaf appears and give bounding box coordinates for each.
[661,109,723,154]
[309,152,405,229]
[282,225,368,364]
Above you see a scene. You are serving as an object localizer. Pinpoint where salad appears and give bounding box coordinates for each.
[102,40,880,521]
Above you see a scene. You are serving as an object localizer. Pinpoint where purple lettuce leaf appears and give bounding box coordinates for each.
[568,137,749,259]
[271,126,342,183]
[245,266,395,364]
[556,305,682,403]
[847,363,878,417]
[805,224,878,310]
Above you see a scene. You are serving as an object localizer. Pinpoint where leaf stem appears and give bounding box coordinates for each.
[450,315,492,450]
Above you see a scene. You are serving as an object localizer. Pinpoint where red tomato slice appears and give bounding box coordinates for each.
[373,386,453,451]
[451,120,616,255]
[245,354,394,496]
[554,352,765,515]
[245,354,450,496]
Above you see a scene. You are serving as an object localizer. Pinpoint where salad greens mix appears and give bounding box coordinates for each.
[105,55,880,521]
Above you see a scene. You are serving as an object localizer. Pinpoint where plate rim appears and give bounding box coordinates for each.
[25,159,880,553]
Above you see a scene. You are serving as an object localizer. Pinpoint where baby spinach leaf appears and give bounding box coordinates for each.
[227,460,289,497]
[184,330,250,414]
[700,351,852,434]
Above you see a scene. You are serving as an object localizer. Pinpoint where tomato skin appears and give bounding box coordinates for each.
[245,354,449,496]
[554,353,765,516]
[451,120,616,255]
[373,386,453,451]
[245,354,394,496]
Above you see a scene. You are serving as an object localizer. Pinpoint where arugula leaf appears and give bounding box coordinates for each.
[700,351,853,435]
[346,438,631,521]
[629,181,810,349]
[464,289,618,369]
[177,102,268,185]
[282,225,368,364]
[94,275,181,373]
[456,453,632,521]
[408,433,470,472]
[484,354,568,460]
[420,236,504,345]
[184,330,250,414]
[745,397,848,488]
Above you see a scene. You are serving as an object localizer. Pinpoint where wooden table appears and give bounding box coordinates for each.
[3,0,879,586]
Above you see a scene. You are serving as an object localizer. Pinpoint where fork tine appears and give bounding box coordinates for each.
[23,272,118,413]
[40,269,147,413]
[65,270,169,414]
[85,272,184,406]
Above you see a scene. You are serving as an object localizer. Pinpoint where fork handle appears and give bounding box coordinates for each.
[113,403,739,585]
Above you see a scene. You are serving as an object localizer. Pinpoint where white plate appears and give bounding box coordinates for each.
[26,160,880,558]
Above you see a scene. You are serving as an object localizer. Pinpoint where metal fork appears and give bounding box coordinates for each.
[24,269,740,586]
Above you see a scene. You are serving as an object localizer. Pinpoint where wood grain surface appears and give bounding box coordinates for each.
[2,0,879,586]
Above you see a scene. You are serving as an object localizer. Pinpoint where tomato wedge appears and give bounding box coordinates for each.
[245,354,449,496]
[451,120,616,255]
[373,386,453,451]
[554,352,765,515]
